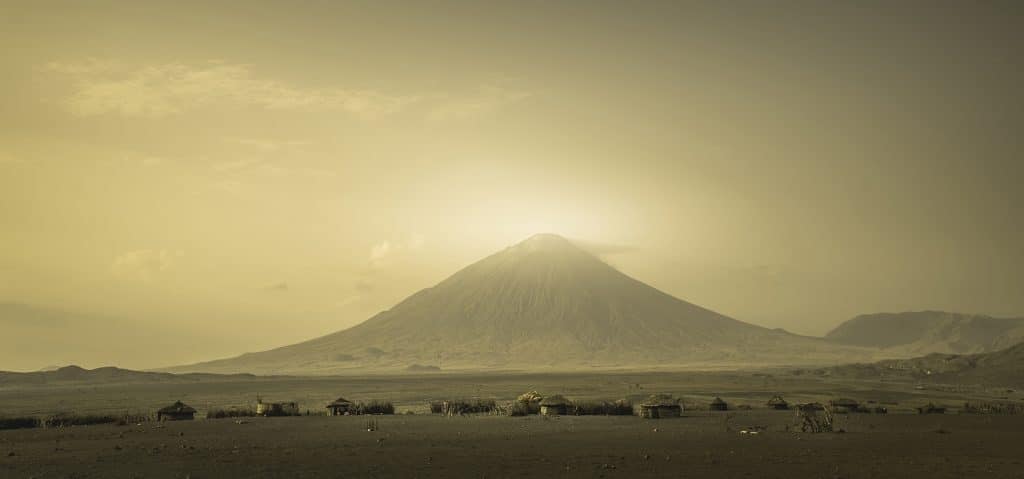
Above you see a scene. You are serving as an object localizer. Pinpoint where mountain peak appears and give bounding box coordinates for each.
[516,233,573,249]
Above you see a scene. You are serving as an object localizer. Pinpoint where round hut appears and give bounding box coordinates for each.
[539,395,570,416]
[639,394,681,418]
[326,397,352,416]
[157,401,196,421]
[767,395,789,410]
[709,397,729,411]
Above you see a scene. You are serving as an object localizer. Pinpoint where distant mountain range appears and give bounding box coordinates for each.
[0,365,256,387]
[824,311,1024,355]
[166,234,869,375]
[800,342,1024,388]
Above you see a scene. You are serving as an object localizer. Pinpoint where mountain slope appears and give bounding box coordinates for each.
[825,311,1024,355]
[169,234,868,374]
[804,342,1024,388]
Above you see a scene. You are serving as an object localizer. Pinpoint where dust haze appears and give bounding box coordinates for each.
[2,2,1024,478]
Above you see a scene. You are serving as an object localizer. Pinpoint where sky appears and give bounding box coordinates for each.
[1,1,1023,371]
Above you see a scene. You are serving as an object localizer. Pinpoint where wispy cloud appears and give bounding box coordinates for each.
[43,60,531,122]
[110,249,182,281]
[226,137,311,152]
[0,152,24,165]
[368,233,427,265]
[369,241,392,262]
[264,282,289,292]
[426,85,531,121]
[45,60,416,118]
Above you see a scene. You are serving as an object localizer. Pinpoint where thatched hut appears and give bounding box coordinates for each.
[639,394,681,418]
[326,397,352,416]
[709,397,728,411]
[539,395,570,416]
[157,401,196,421]
[767,395,789,410]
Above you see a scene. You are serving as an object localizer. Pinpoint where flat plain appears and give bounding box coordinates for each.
[2,370,1023,478]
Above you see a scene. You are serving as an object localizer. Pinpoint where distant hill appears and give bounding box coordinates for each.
[824,311,1024,355]
[0,365,256,388]
[167,234,872,375]
[799,342,1024,388]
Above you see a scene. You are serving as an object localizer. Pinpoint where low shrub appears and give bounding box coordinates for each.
[961,402,1024,415]
[570,400,633,416]
[43,413,119,428]
[0,416,40,430]
[353,400,395,415]
[507,401,540,416]
[430,399,497,415]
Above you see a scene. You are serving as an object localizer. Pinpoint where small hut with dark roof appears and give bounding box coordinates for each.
[326,397,353,416]
[709,397,729,411]
[157,401,196,421]
[767,395,789,410]
[639,394,681,418]
[539,394,570,416]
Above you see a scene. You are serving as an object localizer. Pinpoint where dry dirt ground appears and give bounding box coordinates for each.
[2,412,1024,479]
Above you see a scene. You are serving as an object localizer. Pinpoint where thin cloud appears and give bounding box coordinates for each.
[369,241,392,262]
[0,153,24,165]
[110,249,182,281]
[45,60,416,118]
[226,137,311,152]
[426,85,531,121]
[264,282,289,292]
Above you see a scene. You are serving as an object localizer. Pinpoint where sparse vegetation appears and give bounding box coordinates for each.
[430,398,496,415]
[43,413,119,428]
[961,401,1024,415]
[570,399,633,416]
[0,416,40,430]
[353,400,395,415]
[796,404,834,433]
[406,364,441,372]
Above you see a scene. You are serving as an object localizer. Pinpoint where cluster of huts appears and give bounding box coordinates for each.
[149,393,938,422]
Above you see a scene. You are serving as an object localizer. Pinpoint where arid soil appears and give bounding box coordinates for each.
[2,412,1024,479]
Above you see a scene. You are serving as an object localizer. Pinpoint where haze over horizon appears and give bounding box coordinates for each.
[2,1,1023,371]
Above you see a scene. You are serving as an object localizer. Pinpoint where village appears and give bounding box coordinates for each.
[70,391,948,433]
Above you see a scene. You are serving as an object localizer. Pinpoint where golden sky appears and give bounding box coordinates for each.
[1,1,1022,370]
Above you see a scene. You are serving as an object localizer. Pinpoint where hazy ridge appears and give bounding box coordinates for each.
[824,311,1024,354]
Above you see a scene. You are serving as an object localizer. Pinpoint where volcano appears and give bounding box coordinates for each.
[168,234,865,374]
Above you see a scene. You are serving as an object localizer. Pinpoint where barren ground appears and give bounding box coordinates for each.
[2,370,1023,478]
[3,412,1024,478]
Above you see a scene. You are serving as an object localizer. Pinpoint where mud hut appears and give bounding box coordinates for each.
[326,397,352,416]
[639,394,681,418]
[709,397,729,411]
[829,398,860,413]
[767,395,789,410]
[157,401,196,421]
[539,394,570,416]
